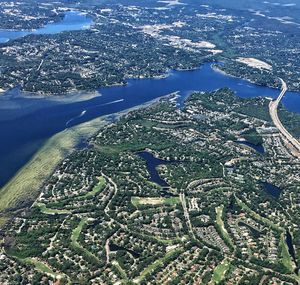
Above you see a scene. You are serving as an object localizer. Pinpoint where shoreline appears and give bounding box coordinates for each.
[1,61,208,100]
[2,88,102,103]
[212,63,281,92]
[0,93,172,227]
[1,61,300,227]
[4,59,295,103]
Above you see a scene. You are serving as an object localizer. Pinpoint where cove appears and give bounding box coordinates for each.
[137,151,174,188]
[1,63,300,187]
[0,11,93,43]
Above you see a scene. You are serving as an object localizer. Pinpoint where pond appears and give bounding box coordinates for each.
[236,140,265,154]
[261,182,282,199]
[110,243,140,258]
[137,151,173,188]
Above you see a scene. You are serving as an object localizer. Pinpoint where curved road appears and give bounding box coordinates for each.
[269,78,300,155]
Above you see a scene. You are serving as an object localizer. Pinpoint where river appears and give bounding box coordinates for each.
[1,63,300,187]
[0,11,92,43]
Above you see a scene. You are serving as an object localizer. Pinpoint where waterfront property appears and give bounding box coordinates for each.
[1,63,300,187]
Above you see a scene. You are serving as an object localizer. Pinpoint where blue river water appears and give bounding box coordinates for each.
[1,63,300,187]
[0,11,92,43]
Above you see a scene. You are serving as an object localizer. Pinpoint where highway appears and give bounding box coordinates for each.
[269,78,300,155]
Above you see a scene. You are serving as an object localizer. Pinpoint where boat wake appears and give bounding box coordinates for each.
[92,98,124,108]
[65,110,86,128]
[65,99,124,128]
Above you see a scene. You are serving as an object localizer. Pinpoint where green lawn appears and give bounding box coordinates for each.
[235,196,299,280]
[210,258,231,284]
[279,232,294,273]
[23,258,58,277]
[215,205,235,250]
[22,257,71,284]
[81,176,106,199]
[71,218,101,265]
[133,247,184,283]
[112,260,129,282]
[234,195,282,232]
[34,202,72,215]
[0,215,10,228]
[71,218,87,244]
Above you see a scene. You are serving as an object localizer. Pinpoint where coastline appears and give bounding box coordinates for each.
[1,59,273,101]
[1,62,205,99]
[2,61,300,227]
[211,62,281,91]
[45,90,102,103]
[0,93,171,227]
[2,88,102,103]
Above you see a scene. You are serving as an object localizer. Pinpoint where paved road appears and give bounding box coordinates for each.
[269,78,300,155]
[179,193,195,238]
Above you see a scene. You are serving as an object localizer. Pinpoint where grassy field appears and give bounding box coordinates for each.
[23,258,60,278]
[131,196,180,207]
[0,116,108,224]
[235,196,299,279]
[112,260,129,282]
[210,258,231,284]
[33,176,106,213]
[82,176,106,199]
[71,218,87,244]
[279,232,295,273]
[215,205,235,250]
[71,218,101,264]
[34,202,72,215]
[8,250,67,281]
[133,247,184,283]
[234,195,282,232]
[22,257,71,284]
